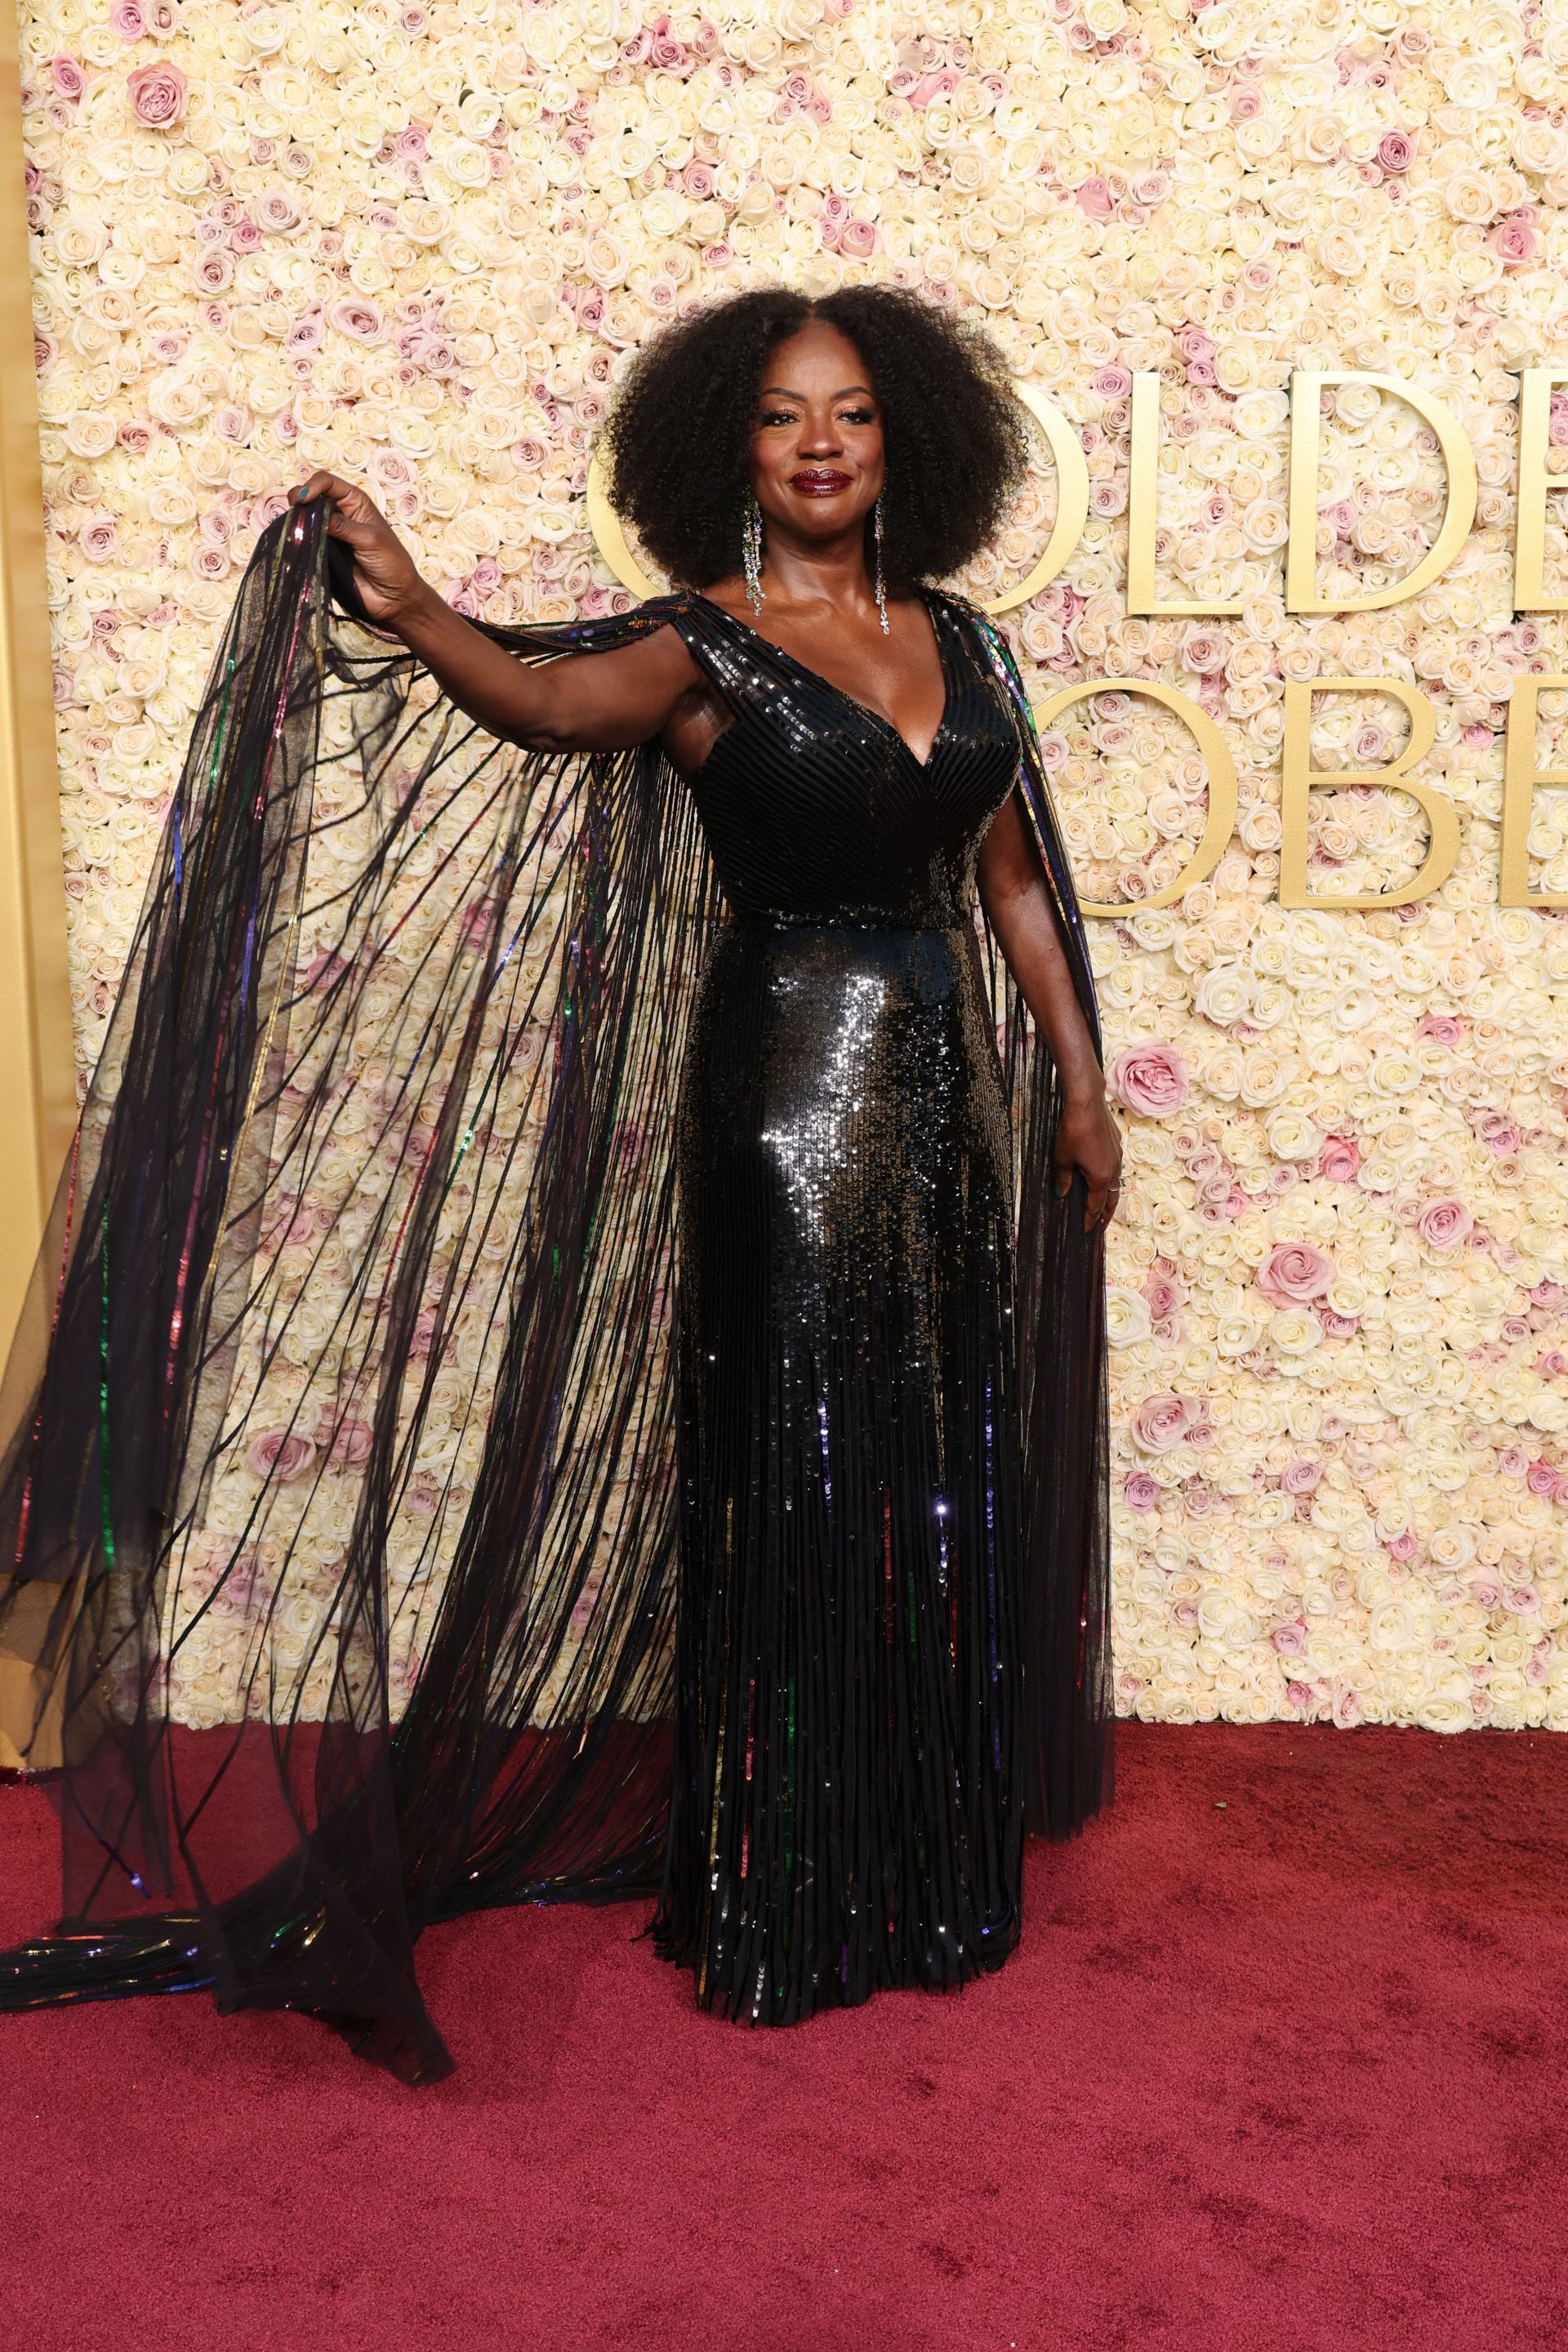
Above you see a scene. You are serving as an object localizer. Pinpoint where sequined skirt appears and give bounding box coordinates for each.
[654,917,1025,2022]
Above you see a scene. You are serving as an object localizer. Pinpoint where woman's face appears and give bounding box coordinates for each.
[748,319,884,545]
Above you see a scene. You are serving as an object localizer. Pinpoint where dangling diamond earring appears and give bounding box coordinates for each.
[873,495,889,635]
[742,491,764,614]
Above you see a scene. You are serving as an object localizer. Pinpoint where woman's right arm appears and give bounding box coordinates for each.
[291,472,701,753]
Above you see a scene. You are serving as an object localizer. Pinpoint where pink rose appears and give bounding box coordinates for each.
[1286,1681,1313,1709]
[458,893,505,949]
[1477,1111,1521,1156]
[1416,1013,1463,1048]
[1527,1459,1558,1497]
[327,1418,375,1472]
[1181,626,1227,674]
[908,69,959,108]
[110,0,145,36]
[1489,215,1538,265]
[1256,1242,1334,1305]
[51,54,85,98]
[127,59,186,127]
[1377,131,1413,172]
[243,1428,317,1483]
[1499,1448,1530,1479]
[1143,1276,1183,1321]
[1130,1392,1205,1454]
[79,514,123,563]
[1280,1459,1321,1494]
[1108,1041,1188,1116]
[332,296,386,343]
[1272,1619,1307,1655]
[404,1472,442,1518]
[1417,1197,1472,1251]
[839,219,878,261]
[1123,1472,1161,1511]
[1076,176,1116,220]
[219,1551,268,1613]
[301,949,351,998]
[1384,1530,1418,1561]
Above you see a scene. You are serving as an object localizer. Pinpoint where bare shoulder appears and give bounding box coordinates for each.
[610,614,704,685]
[549,612,702,700]
[514,609,708,755]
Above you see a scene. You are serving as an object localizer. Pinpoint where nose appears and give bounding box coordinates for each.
[795,409,844,458]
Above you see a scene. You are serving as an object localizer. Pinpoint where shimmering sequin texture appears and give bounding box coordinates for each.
[655,596,1027,2019]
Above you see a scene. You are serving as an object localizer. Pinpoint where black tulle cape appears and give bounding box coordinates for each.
[0,503,1108,2080]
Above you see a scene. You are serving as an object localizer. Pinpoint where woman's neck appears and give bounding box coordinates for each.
[755,525,875,616]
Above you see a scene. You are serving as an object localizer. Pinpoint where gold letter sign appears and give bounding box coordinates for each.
[1286,373,1477,613]
[1126,371,1242,618]
[1030,679,1239,916]
[1500,675,1568,907]
[1513,370,1568,613]
[1280,679,1459,911]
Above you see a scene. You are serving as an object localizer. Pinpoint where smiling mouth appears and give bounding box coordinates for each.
[791,470,853,495]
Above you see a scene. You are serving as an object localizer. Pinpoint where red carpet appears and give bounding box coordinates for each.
[3,1722,1565,2352]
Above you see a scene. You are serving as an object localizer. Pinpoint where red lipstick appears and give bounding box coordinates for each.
[791,468,853,496]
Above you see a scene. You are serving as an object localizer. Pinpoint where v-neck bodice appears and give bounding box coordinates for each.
[660,589,1022,930]
[692,593,952,771]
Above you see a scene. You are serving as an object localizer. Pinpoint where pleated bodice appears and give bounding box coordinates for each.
[665,591,1022,930]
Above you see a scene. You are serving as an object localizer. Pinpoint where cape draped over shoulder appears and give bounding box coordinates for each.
[0,503,1109,2081]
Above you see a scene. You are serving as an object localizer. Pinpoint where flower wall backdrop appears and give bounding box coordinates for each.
[16,0,1568,1732]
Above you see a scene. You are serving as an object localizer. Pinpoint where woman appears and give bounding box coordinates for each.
[0,286,1116,2078]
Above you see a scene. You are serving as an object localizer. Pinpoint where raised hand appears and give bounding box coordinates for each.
[289,471,429,628]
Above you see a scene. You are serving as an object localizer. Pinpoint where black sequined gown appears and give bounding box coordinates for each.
[0,513,1107,2082]
[653,592,1027,2021]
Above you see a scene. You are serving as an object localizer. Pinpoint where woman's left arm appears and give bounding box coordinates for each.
[978,791,1123,1232]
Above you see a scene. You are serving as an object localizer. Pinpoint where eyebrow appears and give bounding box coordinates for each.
[757,384,877,401]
